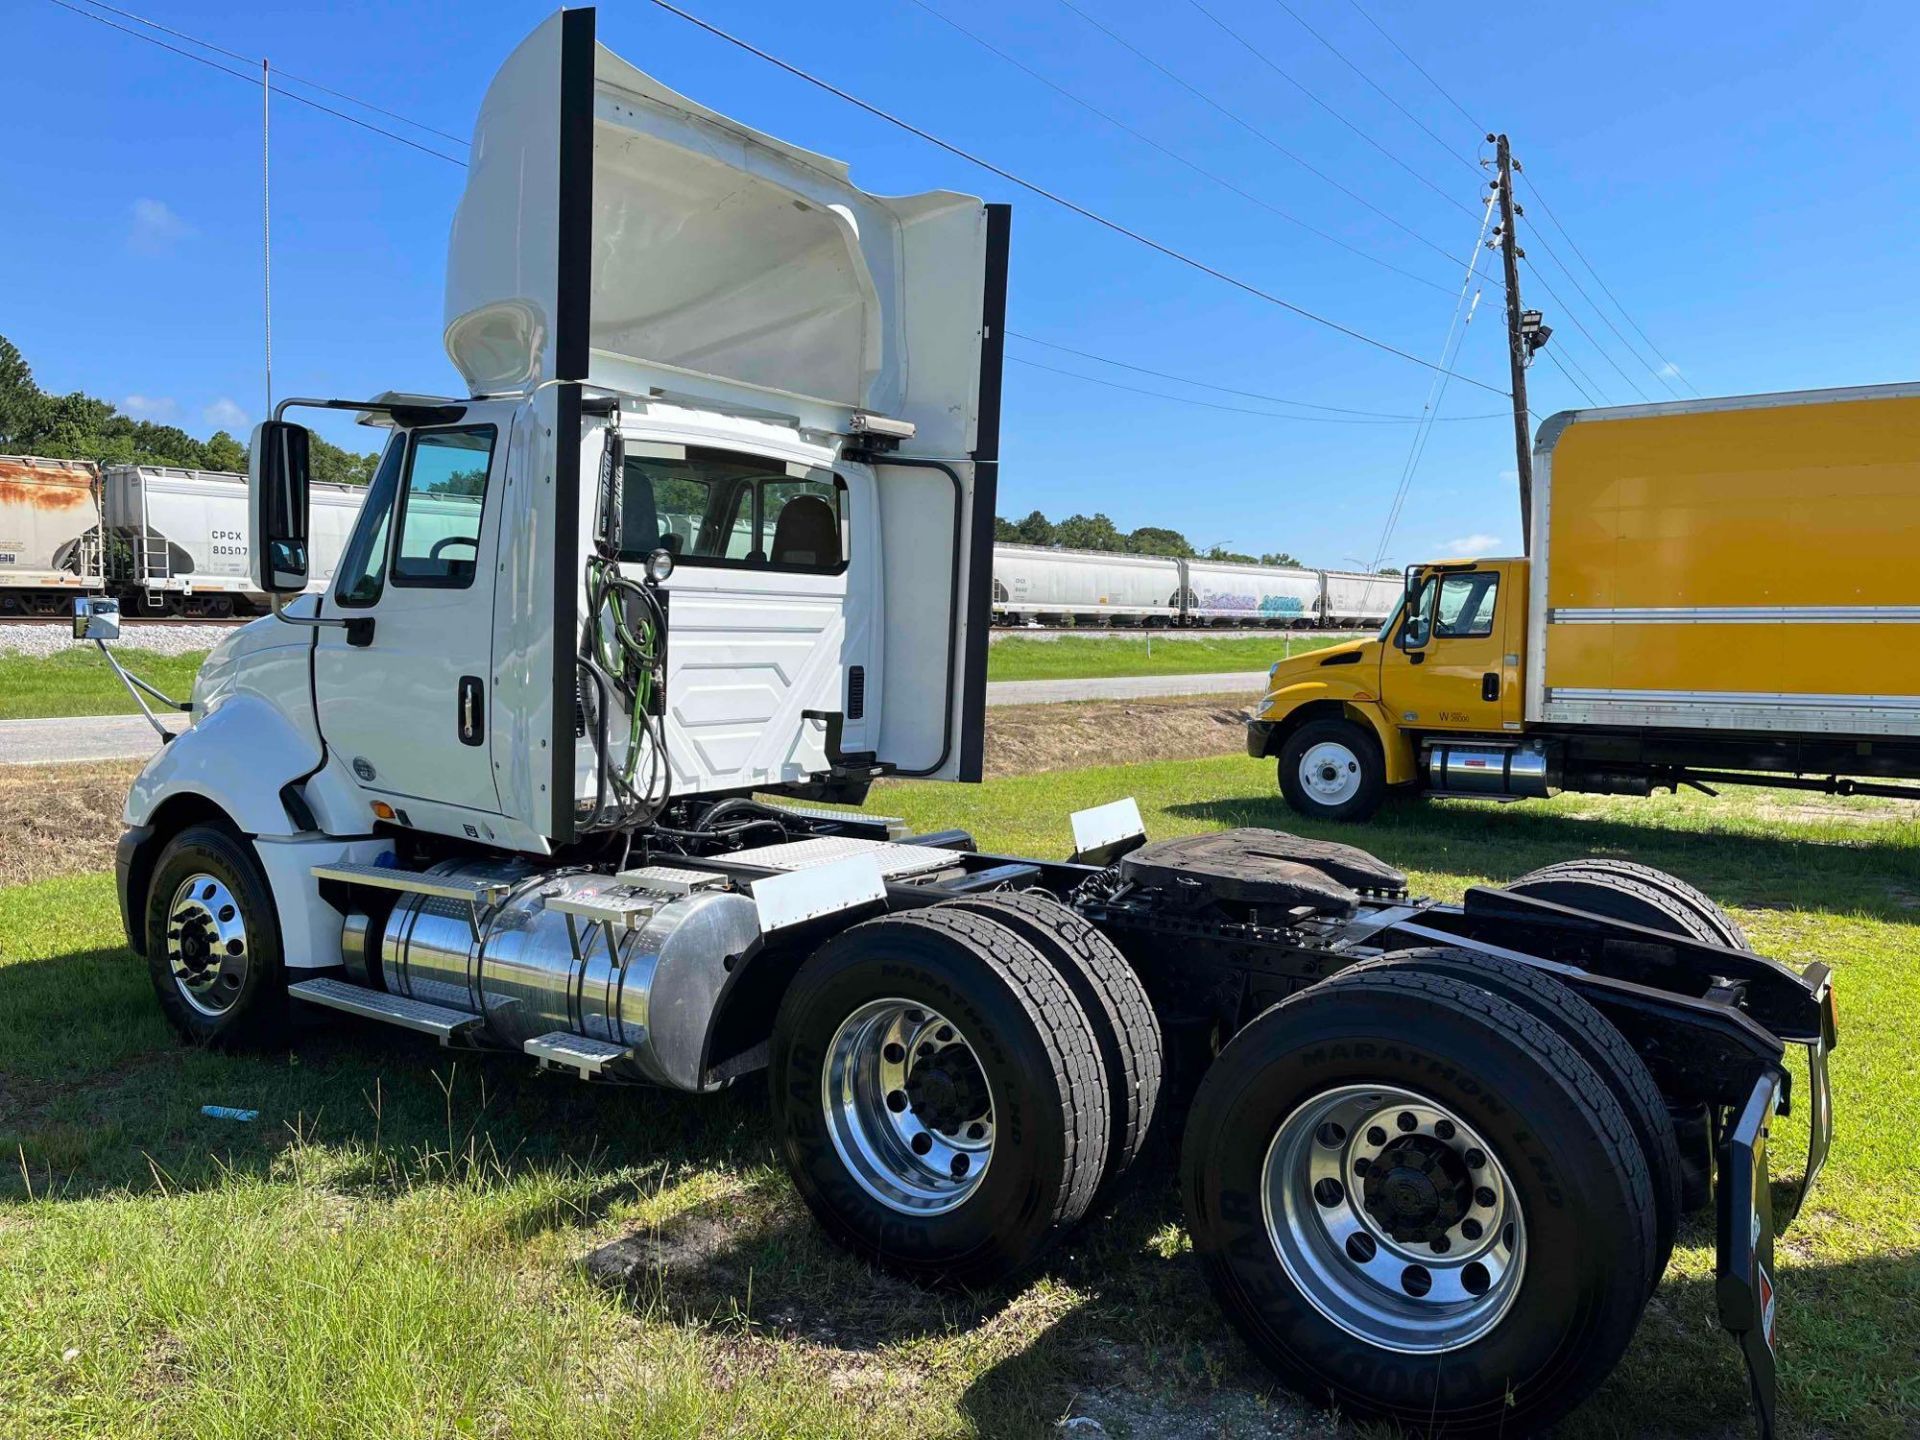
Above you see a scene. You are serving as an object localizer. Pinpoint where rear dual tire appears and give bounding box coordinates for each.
[1183,967,1655,1437]
[771,905,1132,1286]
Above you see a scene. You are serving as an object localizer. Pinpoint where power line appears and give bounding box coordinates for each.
[1367,198,1495,573]
[1520,172,1698,396]
[1342,0,1486,134]
[1539,346,1602,407]
[1052,0,1494,283]
[1008,355,1500,424]
[905,0,1462,298]
[1332,0,1697,400]
[1184,0,1478,221]
[649,0,1509,397]
[45,0,467,165]
[73,0,471,147]
[1264,0,1480,176]
[1515,200,1683,399]
[1006,332,1505,420]
[1519,256,1649,401]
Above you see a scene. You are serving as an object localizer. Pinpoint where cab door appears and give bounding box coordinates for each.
[1379,565,1510,732]
[313,409,510,826]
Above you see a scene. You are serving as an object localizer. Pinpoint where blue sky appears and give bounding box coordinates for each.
[6,0,1917,569]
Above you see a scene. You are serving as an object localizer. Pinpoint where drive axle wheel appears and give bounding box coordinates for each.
[1183,967,1654,1437]
[1265,1083,1525,1353]
[1277,717,1384,823]
[823,998,996,1214]
[145,823,287,1050]
[771,909,1109,1286]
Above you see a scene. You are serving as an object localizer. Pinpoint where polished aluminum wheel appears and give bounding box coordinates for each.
[1262,1084,1525,1354]
[822,998,995,1215]
[165,873,250,1017]
[1298,740,1363,806]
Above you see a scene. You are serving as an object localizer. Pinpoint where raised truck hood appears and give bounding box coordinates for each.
[445,9,996,453]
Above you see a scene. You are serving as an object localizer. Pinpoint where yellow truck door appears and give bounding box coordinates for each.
[1379,563,1513,731]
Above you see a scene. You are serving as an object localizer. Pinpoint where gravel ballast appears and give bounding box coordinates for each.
[0,621,237,658]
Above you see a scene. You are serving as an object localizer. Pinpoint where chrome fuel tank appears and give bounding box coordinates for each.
[374,861,760,1090]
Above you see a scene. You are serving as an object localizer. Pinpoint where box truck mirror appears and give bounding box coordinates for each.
[249,420,313,595]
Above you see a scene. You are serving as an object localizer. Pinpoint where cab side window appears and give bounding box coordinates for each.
[391,426,496,588]
[1434,571,1499,638]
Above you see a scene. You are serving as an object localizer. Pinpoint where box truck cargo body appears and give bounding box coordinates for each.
[1251,384,1920,819]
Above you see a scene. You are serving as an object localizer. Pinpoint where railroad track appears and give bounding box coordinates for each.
[0,614,251,627]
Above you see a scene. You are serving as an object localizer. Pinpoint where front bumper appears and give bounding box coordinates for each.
[1715,962,1837,1440]
[1246,718,1276,759]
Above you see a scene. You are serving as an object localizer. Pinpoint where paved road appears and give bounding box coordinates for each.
[985,670,1266,707]
[0,713,184,765]
[0,670,1267,765]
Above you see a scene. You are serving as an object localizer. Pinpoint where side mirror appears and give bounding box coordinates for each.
[249,420,312,594]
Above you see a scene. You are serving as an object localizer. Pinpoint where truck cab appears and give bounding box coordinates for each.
[1247,557,1531,820]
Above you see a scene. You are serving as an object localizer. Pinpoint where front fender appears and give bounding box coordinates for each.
[126,693,326,837]
[1257,680,1416,786]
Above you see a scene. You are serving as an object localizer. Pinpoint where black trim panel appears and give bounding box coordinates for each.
[957,201,1010,783]
[548,6,595,844]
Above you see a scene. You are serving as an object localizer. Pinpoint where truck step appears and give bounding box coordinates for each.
[287,976,483,1043]
[311,862,513,907]
[523,1031,633,1079]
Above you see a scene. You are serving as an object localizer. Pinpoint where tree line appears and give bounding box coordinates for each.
[0,334,378,485]
[991,508,1404,572]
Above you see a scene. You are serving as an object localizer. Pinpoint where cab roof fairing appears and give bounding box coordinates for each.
[443,13,993,457]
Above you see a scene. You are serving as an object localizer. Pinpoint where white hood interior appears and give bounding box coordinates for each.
[445,12,993,454]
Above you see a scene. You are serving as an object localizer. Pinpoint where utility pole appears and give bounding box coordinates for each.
[1491,133,1534,548]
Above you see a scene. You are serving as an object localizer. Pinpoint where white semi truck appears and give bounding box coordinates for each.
[90,12,1833,1437]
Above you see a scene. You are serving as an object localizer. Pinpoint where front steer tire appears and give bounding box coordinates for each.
[1182,967,1654,1437]
[144,823,288,1051]
[770,908,1110,1287]
[1276,717,1385,823]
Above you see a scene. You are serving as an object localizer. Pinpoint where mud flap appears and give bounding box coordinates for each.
[1715,1072,1782,1440]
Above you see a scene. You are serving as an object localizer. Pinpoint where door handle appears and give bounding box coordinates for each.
[458,676,485,747]
[1482,672,1500,702]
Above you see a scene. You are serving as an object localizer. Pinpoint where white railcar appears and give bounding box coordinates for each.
[1321,567,1398,628]
[102,464,364,614]
[0,455,105,614]
[992,543,1181,625]
[1182,558,1322,628]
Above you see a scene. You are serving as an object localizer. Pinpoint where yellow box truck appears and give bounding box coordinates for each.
[1249,383,1920,819]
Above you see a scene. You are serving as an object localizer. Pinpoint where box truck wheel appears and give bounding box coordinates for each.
[938,891,1164,1210]
[144,823,287,1050]
[1182,968,1654,1437]
[1277,718,1384,822]
[1340,946,1682,1292]
[770,908,1110,1286]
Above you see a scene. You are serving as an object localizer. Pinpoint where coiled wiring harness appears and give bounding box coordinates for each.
[577,418,671,831]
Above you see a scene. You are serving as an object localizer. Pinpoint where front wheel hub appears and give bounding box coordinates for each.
[164,873,250,1017]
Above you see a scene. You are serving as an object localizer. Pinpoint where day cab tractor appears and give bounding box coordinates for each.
[1251,383,1920,822]
[90,12,1833,1436]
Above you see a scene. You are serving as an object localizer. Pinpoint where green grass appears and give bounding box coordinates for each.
[0,647,207,721]
[2,763,1915,1436]
[986,633,1344,682]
